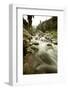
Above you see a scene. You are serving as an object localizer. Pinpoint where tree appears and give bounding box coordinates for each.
[27,15,34,30]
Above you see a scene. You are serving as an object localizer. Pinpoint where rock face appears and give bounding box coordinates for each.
[23,29,32,56]
[23,28,32,40]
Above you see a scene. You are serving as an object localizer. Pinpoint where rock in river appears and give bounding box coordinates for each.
[31,45,39,52]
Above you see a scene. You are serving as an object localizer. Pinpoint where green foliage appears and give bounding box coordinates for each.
[50,30,57,39]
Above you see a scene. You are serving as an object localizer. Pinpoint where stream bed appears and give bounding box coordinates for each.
[23,33,57,74]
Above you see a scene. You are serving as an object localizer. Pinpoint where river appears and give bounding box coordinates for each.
[30,34,57,73]
[24,33,57,74]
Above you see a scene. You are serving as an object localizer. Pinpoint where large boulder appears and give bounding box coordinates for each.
[31,45,39,52]
[35,64,57,73]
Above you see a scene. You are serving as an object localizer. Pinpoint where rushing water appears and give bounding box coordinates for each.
[24,34,57,74]
[30,34,57,73]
